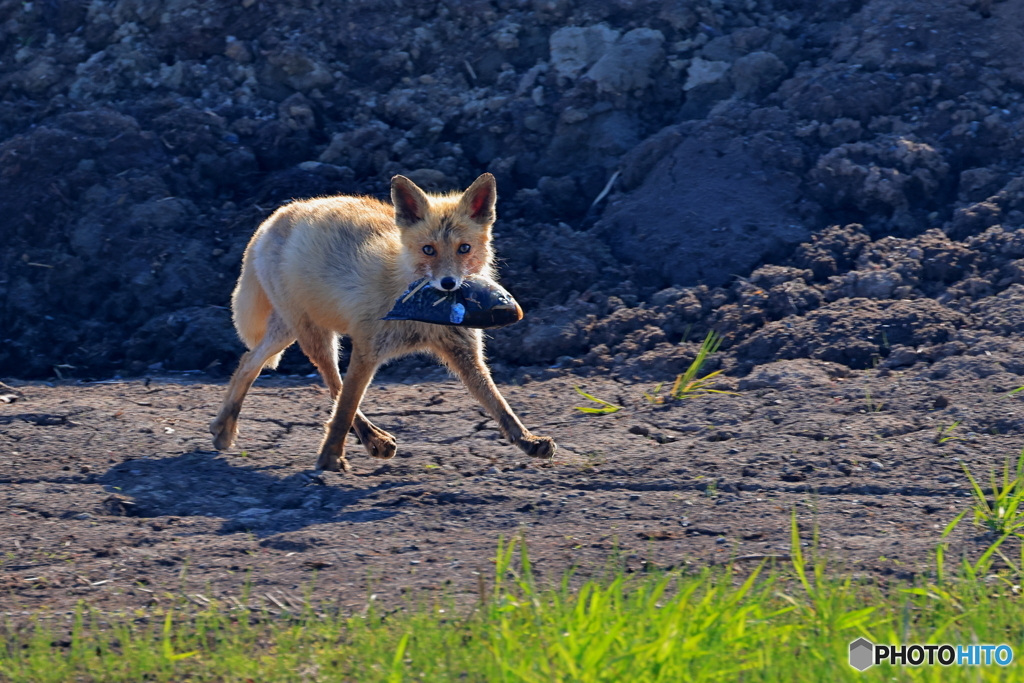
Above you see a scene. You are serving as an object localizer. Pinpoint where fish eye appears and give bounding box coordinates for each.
[458,244,471,254]
[422,245,436,256]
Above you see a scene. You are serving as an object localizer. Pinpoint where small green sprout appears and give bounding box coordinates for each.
[573,386,621,414]
[935,421,963,445]
[864,390,884,412]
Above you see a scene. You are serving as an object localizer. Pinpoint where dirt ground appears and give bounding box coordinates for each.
[6,0,1024,632]
[3,355,1021,617]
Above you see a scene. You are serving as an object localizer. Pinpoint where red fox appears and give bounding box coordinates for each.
[209,173,557,472]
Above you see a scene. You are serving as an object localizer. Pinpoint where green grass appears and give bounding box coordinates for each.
[573,385,621,414]
[3,525,1024,682]
[935,421,964,444]
[646,331,736,403]
[961,449,1024,542]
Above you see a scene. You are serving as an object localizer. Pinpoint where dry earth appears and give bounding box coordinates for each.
[6,0,1024,638]
[3,355,1022,617]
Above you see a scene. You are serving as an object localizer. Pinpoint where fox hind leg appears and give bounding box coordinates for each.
[432,329,556,459]
[210,312,295,451]
[296,322,397,461]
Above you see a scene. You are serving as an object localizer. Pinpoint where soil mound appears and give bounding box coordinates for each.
[1,0,1024,382]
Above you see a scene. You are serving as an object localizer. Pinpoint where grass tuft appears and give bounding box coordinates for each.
[646,331,736,403]
[961,449,1024,539]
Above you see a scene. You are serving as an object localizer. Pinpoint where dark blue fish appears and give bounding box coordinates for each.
[382,277,523,329]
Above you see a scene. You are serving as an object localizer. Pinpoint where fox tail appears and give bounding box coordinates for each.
[231,256,285,370]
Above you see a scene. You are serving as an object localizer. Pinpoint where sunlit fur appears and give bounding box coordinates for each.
[399,192,495,291]
[210,173,556,472]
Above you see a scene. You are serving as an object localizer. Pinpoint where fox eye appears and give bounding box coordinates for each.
[458,244,471,254]
[422,245,436,256]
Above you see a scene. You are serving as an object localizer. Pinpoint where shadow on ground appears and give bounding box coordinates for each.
[98,451,406,537]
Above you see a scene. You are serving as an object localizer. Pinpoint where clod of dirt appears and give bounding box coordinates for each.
[737,359,846,391]
[593,132,807,290]
[736,299,970,370]
[0,381,21,404]
[301,560,334,570]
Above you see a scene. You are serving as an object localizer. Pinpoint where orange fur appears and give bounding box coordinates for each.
[209,173,556,472]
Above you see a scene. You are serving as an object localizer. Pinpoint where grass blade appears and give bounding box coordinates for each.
[573,386,621,414]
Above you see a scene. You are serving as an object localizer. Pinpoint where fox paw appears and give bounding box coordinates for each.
[315,450,351,473]
[364,430,397,460]
[517,434,556,459]
[209,417,237,451]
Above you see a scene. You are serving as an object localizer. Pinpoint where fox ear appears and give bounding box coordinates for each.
[391,175,430,228]
[458,173,497,226]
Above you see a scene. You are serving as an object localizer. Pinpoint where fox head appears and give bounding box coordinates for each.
[392,173,497,292]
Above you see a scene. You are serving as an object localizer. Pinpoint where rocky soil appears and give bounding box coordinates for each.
[2,360,1023,614]
[2,0,1024,383]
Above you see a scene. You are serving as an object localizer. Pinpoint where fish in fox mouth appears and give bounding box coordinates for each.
[382,276,523,329]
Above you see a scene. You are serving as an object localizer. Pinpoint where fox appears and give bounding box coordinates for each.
[209,172,557,472]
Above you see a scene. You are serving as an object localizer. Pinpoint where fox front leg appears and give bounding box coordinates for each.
[432,329,556,459]
[316,349,379,472]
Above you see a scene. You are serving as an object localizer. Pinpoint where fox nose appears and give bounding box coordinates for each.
[440,277,457,290]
